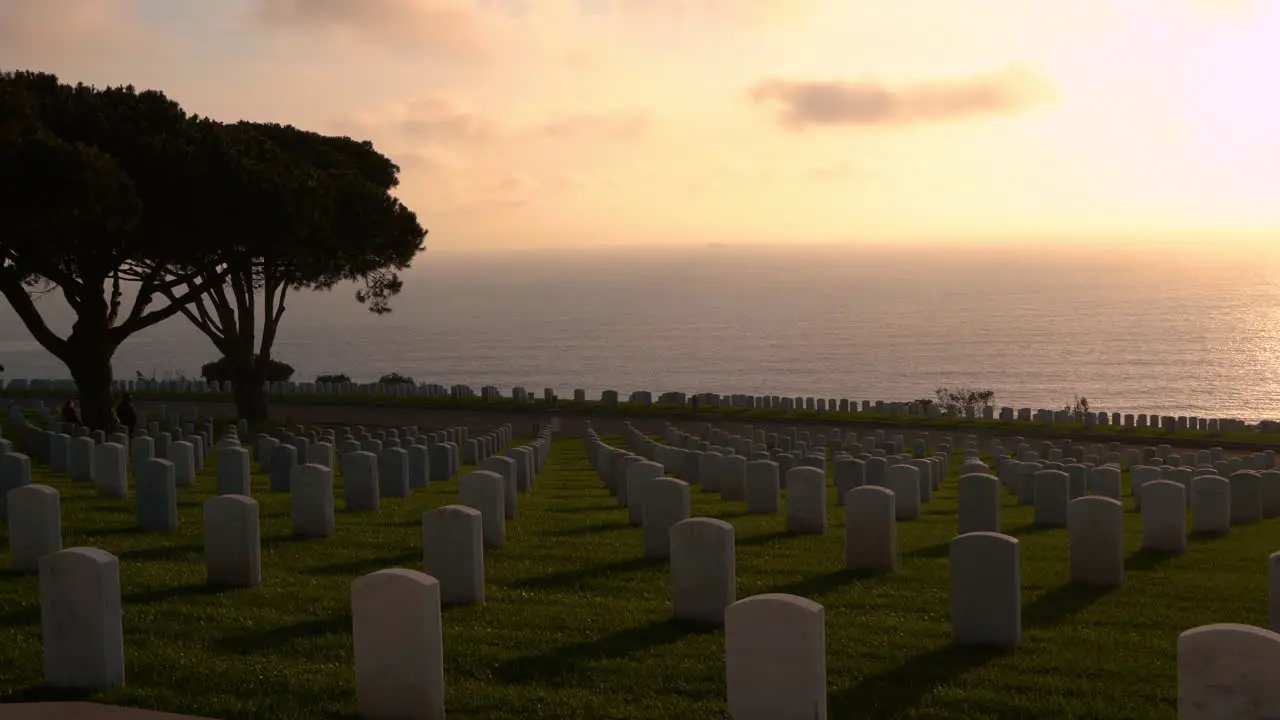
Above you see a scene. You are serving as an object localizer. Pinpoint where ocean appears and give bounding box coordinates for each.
[2,243,1279,422]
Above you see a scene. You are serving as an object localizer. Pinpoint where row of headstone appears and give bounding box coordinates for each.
[17,424,558,693]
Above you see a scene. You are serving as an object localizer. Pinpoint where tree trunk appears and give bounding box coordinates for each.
[230,353,269,423]
[63,338,118,431]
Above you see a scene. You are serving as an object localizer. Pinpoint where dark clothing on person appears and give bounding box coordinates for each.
[61,402,79,425]
[116,400,137,434]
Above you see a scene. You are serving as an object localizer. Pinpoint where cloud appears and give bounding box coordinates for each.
[751,65,1053,128]
[0,0,160,65]
[248,0,484,55]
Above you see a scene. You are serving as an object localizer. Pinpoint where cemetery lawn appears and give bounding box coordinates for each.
[1,436,1276,719]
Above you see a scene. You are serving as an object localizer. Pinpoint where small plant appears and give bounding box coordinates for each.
[315,373,352,384]
[200,357,296,384]
[1071,395,1090,415]
[934,386,995,416]
[378,372,415,386]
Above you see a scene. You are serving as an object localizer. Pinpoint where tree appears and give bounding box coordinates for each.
[934,386,996,416]
[378,372,415,385]
[202,356,295,385]
[160,121,427,421]
[0,72,231,429]
[315,373,351,384]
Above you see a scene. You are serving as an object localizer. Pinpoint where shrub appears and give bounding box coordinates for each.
[315,373,351,384]
[378,372,415,386]
[934,386,995,416]
[201,357,295,384]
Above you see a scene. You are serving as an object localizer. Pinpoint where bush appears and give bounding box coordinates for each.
[315,373,351,384]
[934,386,995,416]
[378,372,415,386]
[201,357,296,384]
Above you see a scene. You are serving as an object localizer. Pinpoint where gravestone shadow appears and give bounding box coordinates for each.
[507,555,663,591]
[829,643,1007,716]
[0,685,97,704]
[545,520,632,538]
[902,541,951,559]
[307,550,421,576]
[1124,547,1181,572]
[769,568,874,597]
[123,583,234,605]
[1022,583,1110,629]
[117,543,204,562]
[214,614,351,654]
[1005,522,1061,536]
[494,618,717,686]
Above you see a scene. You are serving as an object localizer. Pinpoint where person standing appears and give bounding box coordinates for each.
[115,392,138,436]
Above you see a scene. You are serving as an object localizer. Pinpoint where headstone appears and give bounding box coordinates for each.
[1230,471,1263,525]
[68,436,95,483]
[92,442,127,499]
[1033,470,1070,527]
[1192,475,1231,534]
[458,470,505,549]
[291,464,335,538]
[958,473,1000,534]
[378,448,411,499]
[480,456,518,520]
[422,505,485,605]
[407,444,430,489]
[669,517,735,625]
[39,547,125,689]
[1068,497,1124,587]
[643,477,690,559]
[1142,481,1187,554]
[269,443,298,493]
[950,532,1020,648]
[725,594,826,720]
[887,464,920,521]
[0,451,32,521]
[351,569,445,720]
[343,451,380,511]
[1178,624,1280,718]
[845,486,896,574]
[8,484,60,571]
[204,495,261,587]
[137,458,178,532]
[786,466,826,534]
[217,446,252,496]
[745,460,780,514]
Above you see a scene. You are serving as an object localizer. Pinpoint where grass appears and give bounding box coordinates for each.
[7,387,1280,448]
[0,431,1276,719]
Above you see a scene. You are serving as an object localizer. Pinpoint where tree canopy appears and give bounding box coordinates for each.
[0,71,240,427]
[0,70,427,427]
[158,120,427,420]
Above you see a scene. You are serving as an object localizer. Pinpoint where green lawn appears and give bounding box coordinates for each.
[0,433,1275,719]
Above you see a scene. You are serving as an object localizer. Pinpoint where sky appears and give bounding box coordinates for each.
[2,0,1280,253]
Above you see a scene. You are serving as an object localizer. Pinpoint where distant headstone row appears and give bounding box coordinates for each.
[5,378,1274,432]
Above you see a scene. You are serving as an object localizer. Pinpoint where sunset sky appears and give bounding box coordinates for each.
[2,0,1279,253]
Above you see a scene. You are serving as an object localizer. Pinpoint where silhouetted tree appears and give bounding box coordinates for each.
[934,386,996,416]
[202,356,295,385]
[0,72,233,429]
[160,121,426,421]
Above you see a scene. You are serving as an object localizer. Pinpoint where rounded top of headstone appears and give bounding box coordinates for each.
[352,567,439,592]
[728,592,823,615]
[206,493,257,507]
[428,504,483,518]
[951,530,1019,549]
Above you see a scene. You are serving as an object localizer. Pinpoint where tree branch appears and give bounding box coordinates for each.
[0,269,68,358]
[110,266,234,339]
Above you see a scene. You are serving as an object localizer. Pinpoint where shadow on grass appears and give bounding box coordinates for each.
[260,534,317,548]
[903,541,951,559]
[1023,584,1110,629]
[495,618,717,685]
[713,509,755,519]
[0,684,98,704]
[116,543,204,562]
[214,614,351,654]
[1124,547,1182,572]
[829,643,1007,717]
[1189,530,1231,545]
[507,555,663,591]
[543,504,618,516]
[307,550,421,576]
[1005,522,1063,535]
[123,583,235,605]
[736,530,799,547]
[82,525,148,537]
[544,520,633,538]
[770,568,873,597]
